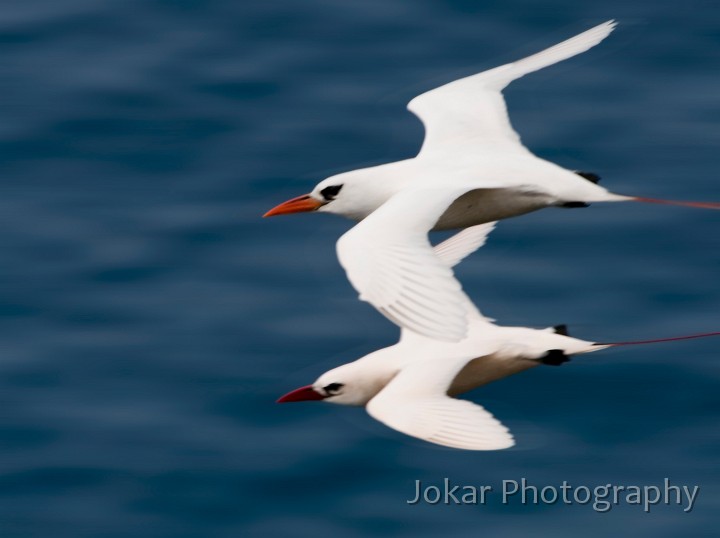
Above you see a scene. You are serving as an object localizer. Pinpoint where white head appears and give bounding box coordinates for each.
[277,361,394,407]
[264,170,398,222]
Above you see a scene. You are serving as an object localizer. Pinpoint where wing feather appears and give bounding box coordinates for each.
[337,187,485,342]
[367,358,514,450]
[433,222,497,267]
[408,20,616,155]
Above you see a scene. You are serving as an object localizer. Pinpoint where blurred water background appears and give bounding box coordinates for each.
[1,0,720,536]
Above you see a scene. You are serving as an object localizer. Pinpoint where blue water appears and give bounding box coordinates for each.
[2,1,719,536]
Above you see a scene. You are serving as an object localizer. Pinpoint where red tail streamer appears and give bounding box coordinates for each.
[597,331,720,347]
[634,197,720,210]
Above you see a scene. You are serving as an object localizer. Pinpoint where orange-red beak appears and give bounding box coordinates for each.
[263,194,324,217]
[277,385,326,403]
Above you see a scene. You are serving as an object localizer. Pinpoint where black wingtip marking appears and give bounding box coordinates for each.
[541,349,571,366]
[553,324,569,336]
[560,202,590,208]
[575,171,601,184]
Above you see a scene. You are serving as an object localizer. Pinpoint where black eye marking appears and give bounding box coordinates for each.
[320,184,343,201]
[323,382,344,394]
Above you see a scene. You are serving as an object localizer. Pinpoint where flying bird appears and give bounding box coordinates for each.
[264,20,719,341]
[265,19,719,226]
[277,224,720,450]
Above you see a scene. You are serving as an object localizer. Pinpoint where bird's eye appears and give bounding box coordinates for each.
[323,382,344,395]
[320,184,343,201]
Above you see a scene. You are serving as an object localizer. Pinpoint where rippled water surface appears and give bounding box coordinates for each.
[2,1,720,536]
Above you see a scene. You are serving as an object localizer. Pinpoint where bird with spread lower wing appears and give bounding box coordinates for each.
[264,20,720,342]
[277,224,720,451]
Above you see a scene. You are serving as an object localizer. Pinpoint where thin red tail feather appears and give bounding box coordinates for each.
[634,196,720,210]
[597,331,720,347]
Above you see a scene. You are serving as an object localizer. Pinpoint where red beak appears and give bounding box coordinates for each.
[277,384,326,403]
[263,194,324,217]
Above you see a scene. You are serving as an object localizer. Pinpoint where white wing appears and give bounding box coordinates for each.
[337,186,501,342]
[409,20,616,156]
[433,222,497,267]
[431,222,498,325]
[393,223,498,346]
[367,357,514,450]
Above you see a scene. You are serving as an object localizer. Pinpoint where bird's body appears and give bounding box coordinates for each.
[316,316,602,407]
[278,288,609,451]
[325,152,621,230]
[279,286,606,451]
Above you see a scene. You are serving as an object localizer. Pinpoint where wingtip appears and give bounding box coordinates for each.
[586,19,618,43]
[597,19,618,33]
[427,431,516,451]
[493,428,516,450]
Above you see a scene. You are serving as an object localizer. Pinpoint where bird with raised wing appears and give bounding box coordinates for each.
[277,224,720,450]
[265,20,720,227]
[264,20,720,342]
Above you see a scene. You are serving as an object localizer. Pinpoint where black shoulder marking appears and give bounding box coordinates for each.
[575,171,601,184]
[540,349,571,366]
[561,202,590,208]
[553,324,569,336]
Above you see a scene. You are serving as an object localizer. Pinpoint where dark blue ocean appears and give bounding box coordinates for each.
[2,1,719,536]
